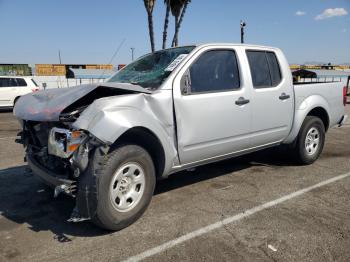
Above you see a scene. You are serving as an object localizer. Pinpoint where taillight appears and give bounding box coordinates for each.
[31,88,39,92]
[344,86,348,106]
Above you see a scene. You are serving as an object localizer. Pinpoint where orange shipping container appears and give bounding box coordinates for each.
[86,64,113,70]
[36,64,66,76]
[35,64,113,76]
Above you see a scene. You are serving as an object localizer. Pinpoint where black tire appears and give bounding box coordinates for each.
[292,116,325,165]
[92,144,156,231]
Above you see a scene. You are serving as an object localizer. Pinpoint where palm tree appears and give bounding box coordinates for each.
[169,0,183,47]
[162,0,171,49]
[170,0,191,47]
[143,0,156,52]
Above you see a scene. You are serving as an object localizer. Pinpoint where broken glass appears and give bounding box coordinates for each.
[108,46,195,89]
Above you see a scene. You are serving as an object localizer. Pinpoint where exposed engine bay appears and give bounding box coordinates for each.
[18,118,97,197]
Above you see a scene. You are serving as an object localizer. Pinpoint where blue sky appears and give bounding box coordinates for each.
[0,0,349,65]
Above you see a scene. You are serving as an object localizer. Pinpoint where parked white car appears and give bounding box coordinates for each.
[0,76,39,108]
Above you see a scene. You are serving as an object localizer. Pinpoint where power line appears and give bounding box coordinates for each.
[99,38,126,80]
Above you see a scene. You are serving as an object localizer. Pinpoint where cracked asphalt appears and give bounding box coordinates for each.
[0,105,349,262]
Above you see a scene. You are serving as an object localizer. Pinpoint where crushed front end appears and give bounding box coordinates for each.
[13,82,157,223]
[16,115,107,222]
[17,120,90,196]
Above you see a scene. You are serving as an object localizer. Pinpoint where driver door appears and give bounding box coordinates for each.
[173,48,252,164]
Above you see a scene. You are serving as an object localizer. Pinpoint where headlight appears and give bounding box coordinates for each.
[48,128,87,158]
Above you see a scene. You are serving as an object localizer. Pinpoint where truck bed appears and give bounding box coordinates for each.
[293,81,346,129]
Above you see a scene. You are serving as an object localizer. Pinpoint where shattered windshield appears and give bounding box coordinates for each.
[108,46,195,89]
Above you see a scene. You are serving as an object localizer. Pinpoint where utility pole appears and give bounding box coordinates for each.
[58,50,62,64]
[240,20,246,44]
[130,47,135,61]
[58,50,65,88]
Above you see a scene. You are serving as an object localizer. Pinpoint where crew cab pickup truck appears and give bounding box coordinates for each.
[14,44,348,230]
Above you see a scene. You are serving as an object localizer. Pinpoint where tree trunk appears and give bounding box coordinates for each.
[147,11,155,52]
[162,1,170,49]
[172,15,179,47]
[172,0,189,47]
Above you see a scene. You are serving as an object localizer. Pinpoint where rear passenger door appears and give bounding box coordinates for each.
[246,50,294,147]
[173,48,252,164]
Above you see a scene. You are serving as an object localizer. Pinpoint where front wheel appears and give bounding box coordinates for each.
[92,144,156,231]
[292,116,325,165]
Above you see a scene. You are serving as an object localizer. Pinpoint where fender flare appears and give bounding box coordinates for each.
[284,95,330,144]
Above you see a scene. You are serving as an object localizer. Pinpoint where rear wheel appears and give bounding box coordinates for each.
[92,144,156,231]
[292,116,325,165]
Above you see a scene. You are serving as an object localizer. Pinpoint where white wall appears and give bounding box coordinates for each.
[33,76,106,89]
[299,77,348,84]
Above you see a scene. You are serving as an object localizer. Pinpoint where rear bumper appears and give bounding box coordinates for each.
[338,115,348,127]
[27,154,76,196]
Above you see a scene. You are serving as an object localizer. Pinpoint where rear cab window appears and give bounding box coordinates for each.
[246,50,282,88]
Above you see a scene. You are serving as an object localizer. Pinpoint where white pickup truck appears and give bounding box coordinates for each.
[14,44,348,230]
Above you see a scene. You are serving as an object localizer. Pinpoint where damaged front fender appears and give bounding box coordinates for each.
[73,91,178,176]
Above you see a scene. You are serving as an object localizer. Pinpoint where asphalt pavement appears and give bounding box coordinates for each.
[0,105,349,262]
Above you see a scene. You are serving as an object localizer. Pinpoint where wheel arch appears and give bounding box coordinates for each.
[306,107,329,131]
[111,127,166,179]
[284,94,331,144]
[13,96,21,106]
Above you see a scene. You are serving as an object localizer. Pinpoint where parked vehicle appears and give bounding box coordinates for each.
[0,76,39,108]
[14,44,348,230]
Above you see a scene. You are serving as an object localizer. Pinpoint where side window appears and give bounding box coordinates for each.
[16,78,27,86]
[189,50,240,94]
[0,78,10,87]
[266,52,282,86]
[246,51,282,88]
[9,78,18,87]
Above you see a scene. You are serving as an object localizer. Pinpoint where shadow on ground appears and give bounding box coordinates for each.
[0,108,13,113]
[0,148,295,241]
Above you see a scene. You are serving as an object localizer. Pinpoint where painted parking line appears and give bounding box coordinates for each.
[124,172,350,262]
[0,136,17,140]
[0,121,19,124]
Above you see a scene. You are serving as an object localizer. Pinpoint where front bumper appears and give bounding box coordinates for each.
[27,153,77,197]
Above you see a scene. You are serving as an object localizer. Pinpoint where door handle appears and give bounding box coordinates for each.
[279,93,290,100]
[235,97,250,106]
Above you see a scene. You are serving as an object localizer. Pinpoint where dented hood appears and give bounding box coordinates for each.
[14,82,152,121]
